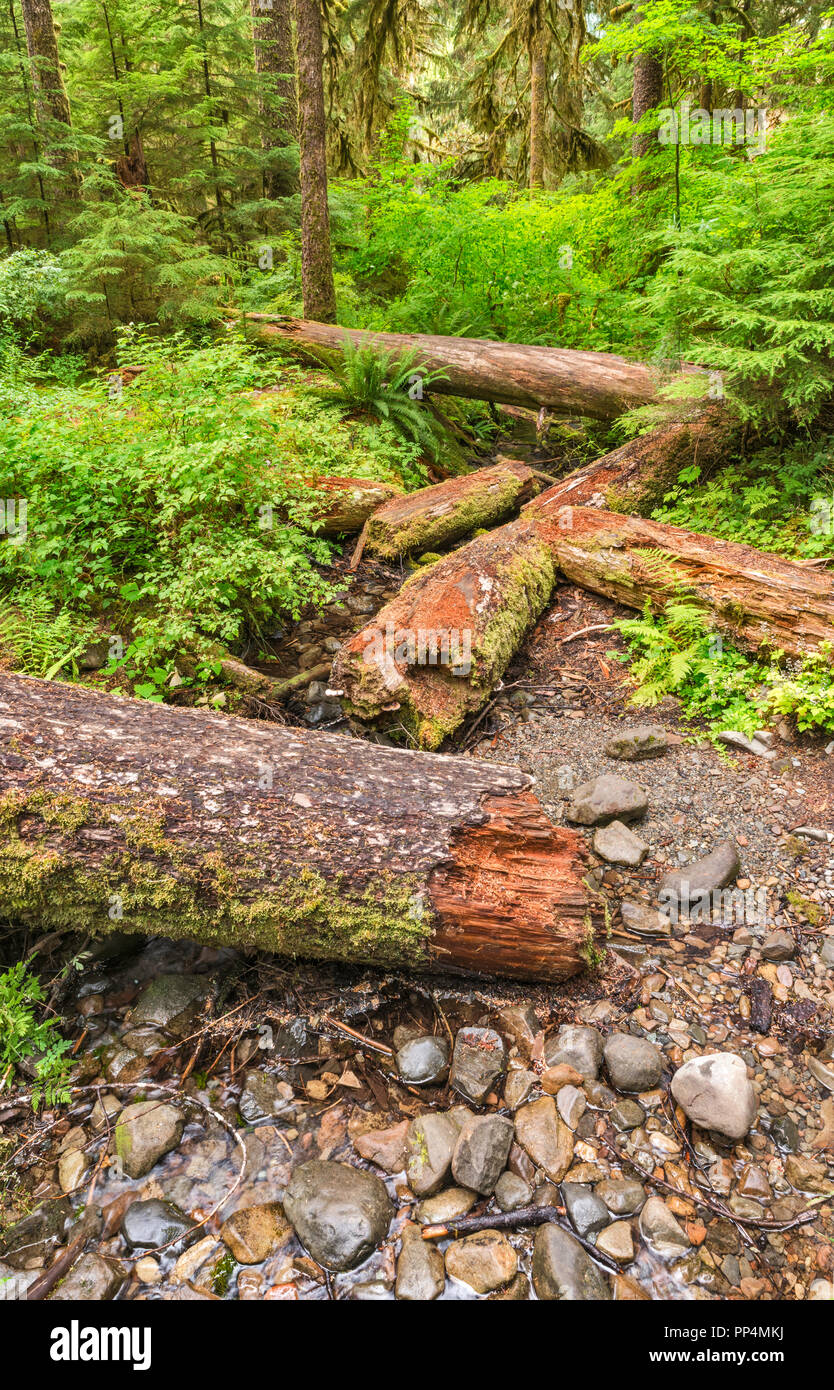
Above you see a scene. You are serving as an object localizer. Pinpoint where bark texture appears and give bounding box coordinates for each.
[294,0,336,321]
[529,34,547,189]
[543,508,834,660]
[632,47,664,158]
[306,475,404,534]
[19,0,75,174]
[524,408,735,519]
[0,674,603,983]
[365,461,539,560]
[250,0,299,198]
[243,315,683,420]
[332,516,558,749]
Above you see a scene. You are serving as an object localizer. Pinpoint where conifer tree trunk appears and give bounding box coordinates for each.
[529,32,547,189]
[294,0,336,321]
[18,0,76,183]
[631,47,663,158]
[250,0,299,199]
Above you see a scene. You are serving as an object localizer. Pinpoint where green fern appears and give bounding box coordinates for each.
[307,339,450,460]
[0,592,94,679]
[0,962,72,1109]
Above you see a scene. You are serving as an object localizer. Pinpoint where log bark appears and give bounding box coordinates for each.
[523,408,736,519]
[364,461,539,560]
[241,315,694,420]
[304,475,404,534]
[540,508,834,660]
[332,516,557,749]
[0,674,603,984]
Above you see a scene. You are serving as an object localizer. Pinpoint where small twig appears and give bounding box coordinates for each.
[320,1013,393,1056]
[348,520,370,572]
[554,623,613,646]
[26,1234,87,1301]
[421,1204,623,1274]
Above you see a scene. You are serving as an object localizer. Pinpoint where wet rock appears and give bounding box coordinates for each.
[806,1053,834,1093]
[532,1224,611,1300]
[504,1067,536,1110]
[597,1221,634,1264]
[541,1062,585,1093]
[566,775,648,826]
[561,1183,609,1240]
[395,1222,445,1301]
[603,1034,663,1093]
[544,1025,604,1080]
[451,1027,506,1103]
[556,1085,586,1130]
[784,1154,834,1194]
[639,1196,690,1256]
[395,1035,450,1087]
[593,820,649,867]
[659,840,741,915]
[452,1114,514,1194]
[820,936,834,967]
[612,1272,651,1300]
[597,1179,646,1216]
[415,1188,477,1225]
[604,725,668,761]
[766,1113,799,1153]
[114,1101,184,1179]
[406,1112,460,1196]
[128,974,209,1036]
[761,930,796,961]
[611,1099,645,1131]
[50,1253,125,1301]
[584,1079,616,1109]
[57,1128,90,1194]
[670,1052,757,1141]
[220,1202,293,1264]
[514,1096,574,1182]
[238,1069,295,1124]
[496,1004,541,1058]
[283,1160,393,1272]
[353,1119,409,1174]
[90,1093,121,1131]
[170,1236,221,1288]
[620,900,673,936]
[489,1272,530,1300]
[445,1230,517,1293]
[737,1165,772,1203]
[0,1199,69,1269]
[810,1278,834,1300]
[134,1257,161,1285]
[121,1199,191,1250]
[494,1171,532,1211]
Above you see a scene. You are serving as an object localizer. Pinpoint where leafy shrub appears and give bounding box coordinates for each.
[0,962,72,1108]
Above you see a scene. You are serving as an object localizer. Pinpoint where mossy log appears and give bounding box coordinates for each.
[523,409,736,520]
[365,460,540,560]
[0,674,604,983]
[541,508,834,659]
[242,314,696,421]
[305,475,404,534]
[331,516,557,749]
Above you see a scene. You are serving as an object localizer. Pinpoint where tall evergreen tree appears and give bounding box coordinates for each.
[250,0,299,198]
[295,0,336,320]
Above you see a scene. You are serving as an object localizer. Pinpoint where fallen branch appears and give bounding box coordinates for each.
[420,1204,622,1274]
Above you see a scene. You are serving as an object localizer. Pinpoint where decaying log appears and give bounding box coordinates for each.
[242,314,699,421]
[364,460,540,560]
[524,408,736,519]
[0,674,604,983]
[303,475,404,534]
[332,516,557,750]
[541,508,834,660]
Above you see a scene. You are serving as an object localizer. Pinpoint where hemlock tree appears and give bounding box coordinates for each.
[294,0,336,320]
[250,0,299,198]
[18,0,78,189]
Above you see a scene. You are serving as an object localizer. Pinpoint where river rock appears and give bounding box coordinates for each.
[620,899,673,936]
[532,1224,611,1300]
[283,1160,393,1272]
[659,840,741,917]
[353,1119,409,1173]
[395,1035,450,1086]
[395,1222,445,1300]
[50,1253,125,1301]
[504,1067,537,1110]
[494,1171,532,1211]
[496,1003,541,1057]
[670,1052,757,1140]
[114,1101,184,1179]
[596,1179,646,1216]
[556,1084,586,1129]
[597,1221,634,1264]
[604,725,668,761]
[561,1182,609,1239]
[603,1033,663,1093]
[128,974,210,1036]
[220,1202,293,1264]
[239,1069,295,1124]
[451,1027,506,1103]
[593,820,649,867]
[761,930,796,961]
[406,1111,461,1196]
[445,1230,517,1293]
[544,1025,604,1080]
[121,1199,191,1250]
[415,1187,477,1224]
[452,1114,514,1194]
[514,1096,574,1182]
[566,775,648,826]
[639,1196,690,1256]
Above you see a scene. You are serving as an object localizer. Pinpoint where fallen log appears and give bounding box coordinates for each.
[242,314,698,421]
[332,516,557,750]
[0,674,604,983]
[303,475,404,534]
[364,460,540,560]
[523,408,736,519]
[541,508,834,660]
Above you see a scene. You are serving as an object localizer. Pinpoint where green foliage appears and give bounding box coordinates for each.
[767,645,834,734]
[307,339,450,460]
[0,961,72,1109]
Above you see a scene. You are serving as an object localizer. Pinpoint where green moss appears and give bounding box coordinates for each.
[786,890,823,927]
[366,466,527,560]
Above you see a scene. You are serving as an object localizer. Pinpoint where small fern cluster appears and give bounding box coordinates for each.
[0,591,97,680]
[0,962,72,1109]
[308,340,450,460]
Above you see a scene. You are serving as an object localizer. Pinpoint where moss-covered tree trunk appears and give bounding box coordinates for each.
[294,0,336,321]
[332,516,558,749]
[365,461,540,560]
[250,0,299,199]
[529,33,547,190]
[19,0,77,185]
[0,674,603,984]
